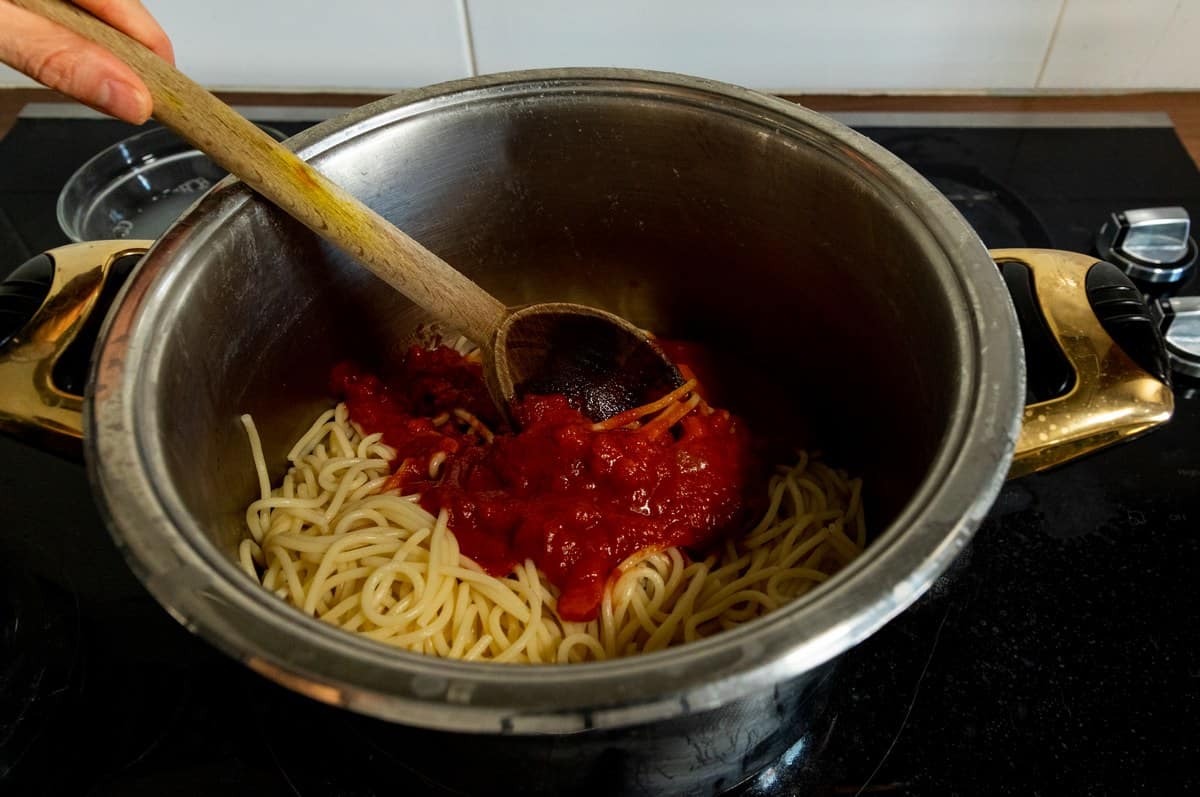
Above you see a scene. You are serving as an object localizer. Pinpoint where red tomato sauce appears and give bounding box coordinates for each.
[333,345,763,622]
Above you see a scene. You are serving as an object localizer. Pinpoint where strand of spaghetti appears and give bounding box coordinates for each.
[745,515,801,550]
[447,590,480,659]
[280,477,308,538]
[469,591,495,642]
[612,609,643,656]
[630,566,670,626]
[627,581,666,635]
[438,567,536,622]
[323,463,389,518]
[326,421,358,459]
[343,494,437,530]
[359,564,425,628]
[273,526,405,556]
[297,464,319,502]
[685,590,778,641]
[261,561,278,592]
[651,549,691,623]
[347,475,392,504]
[700,564,786,610]
[428,451,448,479]
[485,603,512,653]
[642,561,711,652]
[794,475,829,514]
[285,409,336,462]
[237,539,260,577]
[438,584,477,657]
[825,520,863,564]
[642,395,686,428]
[462,634,494,661]
[246,493,329,514]
[363,579,456,644]
[452,408,495,443]
[744,477,789,539]
[332,507,391,534]
[252,501,329,533]
[304,530,426,616]
[269,545,307,606]
[610,553,661,609]
[429,628,451,658]
[314,457,374,490]
[414,578,458,641]
[319,592,362,624]
[641,393,703,441]
[355,431,385,458]
[802,541,830,573]
[558,631,609,663]
[781,474,809,517]
[495,561,545,663]
[765,567,830,602]
[314,565,376,597]
[416,513,448,626]
[598,583,619,657]
[808,461,847,501]
[778,528,830,569]
[304,543,405,603]
[240,414,273,539]
[590,378,698,431]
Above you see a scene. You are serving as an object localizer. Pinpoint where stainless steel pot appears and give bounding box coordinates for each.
[0,70,1174,794]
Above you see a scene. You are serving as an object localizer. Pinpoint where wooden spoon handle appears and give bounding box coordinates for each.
[14,0,508,345]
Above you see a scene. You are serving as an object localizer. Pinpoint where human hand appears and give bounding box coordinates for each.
[0,0,173,123]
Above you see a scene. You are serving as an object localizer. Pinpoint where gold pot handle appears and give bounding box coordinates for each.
[991,249,1174,479]
[0,240,153,456]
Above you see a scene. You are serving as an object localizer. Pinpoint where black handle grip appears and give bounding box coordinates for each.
[1001,259,1172,405]
[1000,260,1075,404]
[1085,261,1171,385]
[0,253,54,349]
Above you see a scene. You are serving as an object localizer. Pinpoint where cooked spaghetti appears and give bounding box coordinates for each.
[238,371,866,662]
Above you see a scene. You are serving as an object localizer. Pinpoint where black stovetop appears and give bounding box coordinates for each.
[2,114,1198,796]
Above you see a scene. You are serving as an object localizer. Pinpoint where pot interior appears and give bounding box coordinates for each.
[145,84,966,605]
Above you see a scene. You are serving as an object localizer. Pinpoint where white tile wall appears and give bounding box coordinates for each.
[4,0,1200,92]
[465,0,1062,91]
[1040,0,1200,89]
[0,0,472,90]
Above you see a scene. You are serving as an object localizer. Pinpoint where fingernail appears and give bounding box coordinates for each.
[95,79,151,124]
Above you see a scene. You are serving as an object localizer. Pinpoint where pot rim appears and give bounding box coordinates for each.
[86,68,1023,733]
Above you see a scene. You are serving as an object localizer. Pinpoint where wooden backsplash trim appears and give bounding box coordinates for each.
[4,87,1200,166]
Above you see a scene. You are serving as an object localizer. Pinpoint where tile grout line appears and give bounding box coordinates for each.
[1035,0,1070,89]
[457,0,479,77]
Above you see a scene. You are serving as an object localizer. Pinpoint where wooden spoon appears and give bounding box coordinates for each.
[17,0,682,423]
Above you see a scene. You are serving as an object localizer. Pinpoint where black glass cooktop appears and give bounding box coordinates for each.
[1,113,1198,796]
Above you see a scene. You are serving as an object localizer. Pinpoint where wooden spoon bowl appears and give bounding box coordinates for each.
[493,303,683,422]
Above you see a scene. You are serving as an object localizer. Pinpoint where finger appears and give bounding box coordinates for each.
[71,0,174,64]
[0,2,152,123]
